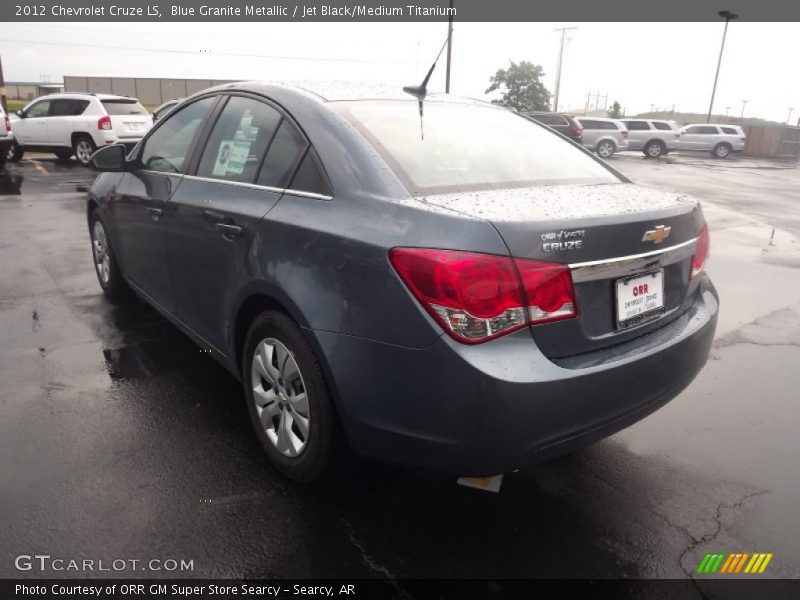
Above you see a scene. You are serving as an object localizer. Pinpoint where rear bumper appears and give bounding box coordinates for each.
[310,279,718,475]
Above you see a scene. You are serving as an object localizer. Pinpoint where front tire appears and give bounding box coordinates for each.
[596,140,616,158]
[243,310,344,483]
[89,210,131,302]
[73,135,97,166]
[7,141,23,162]
[712,143,731,159]
[644,140,666,159]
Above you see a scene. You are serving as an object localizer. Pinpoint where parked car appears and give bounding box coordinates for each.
[152,98,183,122]
[576,117,629,157]
[8,93,153,165]
[87,83,718,482]
[621,119,681,158]
[678,124,746,158]
[0,105,12,166]
[522,112,583,143]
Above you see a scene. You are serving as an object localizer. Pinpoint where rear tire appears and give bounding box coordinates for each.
[7,141,23,162]
[89,210,132,302]
[644,140,666,159]
[243,310,344,483]
[596,140,616,158]
[711,143,731,159]
[73,135,96,166]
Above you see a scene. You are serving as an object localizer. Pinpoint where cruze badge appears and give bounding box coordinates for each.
[542,229,585,252]
[642,225,671,244]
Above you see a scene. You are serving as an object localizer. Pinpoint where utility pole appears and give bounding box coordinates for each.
[445,0,453,94]
[788,108,795,125]
[740,99,748,120]
[0,54,7,113]
[725,106,730,117]
[552,26,577,112]
[707,10,739,123]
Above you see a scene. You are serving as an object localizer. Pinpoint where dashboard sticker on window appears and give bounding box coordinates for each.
[212,139,250,176]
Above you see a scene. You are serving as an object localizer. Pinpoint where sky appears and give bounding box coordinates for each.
[1,21,798,122]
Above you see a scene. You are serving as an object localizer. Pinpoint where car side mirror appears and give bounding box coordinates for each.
[16,110,25,118]
[91,144,128,171]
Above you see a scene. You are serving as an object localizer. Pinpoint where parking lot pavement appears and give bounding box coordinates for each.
[1,156,798,581]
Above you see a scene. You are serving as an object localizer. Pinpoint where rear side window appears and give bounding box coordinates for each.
[289,148,332,196]
[49,99,89,116]
[256,120,308,188]
[102,99,147,115]
[624,121,650,131]
[197,96,283,183]
[720,127,738,135]
[140,96,216,173]
[653,122,673,131]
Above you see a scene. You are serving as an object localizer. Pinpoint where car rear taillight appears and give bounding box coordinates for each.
[571,125,583,135]
[3,113,9,132]
[691,224,710,279]
[389,248,578,344]
[98,115,112,130]
[621,130,629,137]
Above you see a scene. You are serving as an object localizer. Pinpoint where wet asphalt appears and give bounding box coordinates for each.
[0,153,798,582]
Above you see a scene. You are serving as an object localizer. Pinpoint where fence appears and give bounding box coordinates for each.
[743,125,800,161]
[63,76,236,106]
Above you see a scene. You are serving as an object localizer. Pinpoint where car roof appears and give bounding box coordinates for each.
[31,92,138,101]
[200,80,491,107]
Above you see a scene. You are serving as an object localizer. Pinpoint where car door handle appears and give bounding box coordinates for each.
[146,207,163,221]
[215,223,243,239]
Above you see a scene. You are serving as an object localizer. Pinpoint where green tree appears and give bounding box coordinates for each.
[609,101,622,118]
[486,61,551,112]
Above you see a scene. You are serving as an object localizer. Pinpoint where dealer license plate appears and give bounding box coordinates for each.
[615,270,665,329]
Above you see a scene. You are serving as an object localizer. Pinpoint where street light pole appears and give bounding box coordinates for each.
[706,10,739,124]
[740,99,748,120]
[445,0,453,94]
[552,26,577,113]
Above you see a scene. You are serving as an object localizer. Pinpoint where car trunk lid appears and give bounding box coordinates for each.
[101,99,152,138]
[418,183,705,358]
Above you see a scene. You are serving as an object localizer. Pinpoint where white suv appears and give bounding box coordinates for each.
[621,119,681,158]
[677,124,746,159]
[0,105,13,166]
[8,93,153,165]
[576,117,630,158]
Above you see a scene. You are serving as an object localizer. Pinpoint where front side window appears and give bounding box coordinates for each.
[686,125,718,135]
[339,101,617,195]
[197,96,283,183]
[25,100,51,118]
[140,96,216,173]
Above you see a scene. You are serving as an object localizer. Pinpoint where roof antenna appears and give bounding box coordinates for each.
[403,37,449,140]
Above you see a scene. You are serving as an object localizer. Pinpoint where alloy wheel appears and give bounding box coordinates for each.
[251,338,310,457]
[76,140,93,164]
[92,220,111,284]
[598,142,614,158]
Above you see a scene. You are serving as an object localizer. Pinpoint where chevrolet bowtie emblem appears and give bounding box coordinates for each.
[642,225,672,244]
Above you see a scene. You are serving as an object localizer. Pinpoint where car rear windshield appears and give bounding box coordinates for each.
[337,101,618,195]
[102,99,148,115]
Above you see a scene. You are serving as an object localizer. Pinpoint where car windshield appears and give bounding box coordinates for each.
[336,100,619,195]
[102,99,148,115]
